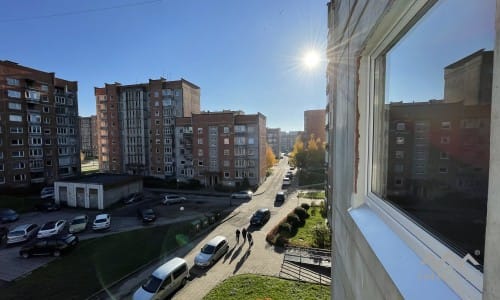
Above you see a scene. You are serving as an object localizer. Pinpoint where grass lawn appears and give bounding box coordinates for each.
[1,221,195,300]
[204,274,330,300]
[288,207,328,248]
[298,191,325,199]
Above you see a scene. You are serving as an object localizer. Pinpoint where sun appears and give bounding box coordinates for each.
[303,50,320,69]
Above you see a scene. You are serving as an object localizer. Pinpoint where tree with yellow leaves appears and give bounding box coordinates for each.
[266,144,277,169]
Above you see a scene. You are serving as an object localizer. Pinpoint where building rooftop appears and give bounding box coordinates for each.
[55,173,142,189]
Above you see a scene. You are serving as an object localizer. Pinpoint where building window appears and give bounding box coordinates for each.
[396,122,406,131]
[7,90,21,98]
[224,138,229,145]
[198,128,203,134]
[223,127,229,134]
[9,115,22,122]
[198,149,204,156]
[10,127,23,134]
[198,160,203,166]
[223,160,230,167]
[235,125,246,132]
[12,151,24,158]
[224,149,230,156]
[366,0,491,295]
[11,139,23,146]
[198,138,203,145]
[13,174,26,182]
[13,162,25,169]
[8,102,21,110]
[7,78,20,86]
[248,138,255,145]
[395,150,404,159]
[224,172,230,178]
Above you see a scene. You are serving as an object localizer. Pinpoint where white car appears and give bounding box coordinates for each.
[40,187,55,200]
[194,235,229,268]
[69,215,88,234]
[92,214,111,231]
[37,220,67,238]
[162,194,186,205]
[230,191,253,200]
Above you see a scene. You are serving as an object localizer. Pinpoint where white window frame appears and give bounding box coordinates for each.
[357,1,484,298]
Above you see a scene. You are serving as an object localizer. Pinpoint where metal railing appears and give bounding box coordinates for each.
[279,245,332,285]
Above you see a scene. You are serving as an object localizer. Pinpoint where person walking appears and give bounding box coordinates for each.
[247,232,253,247]
[242,227,247,243]
[235,229,240,244]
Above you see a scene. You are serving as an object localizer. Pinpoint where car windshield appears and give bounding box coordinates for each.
[71,218,86,225]
[41,222,56,230]
[201,244,215,254]
[142,275,162,293]
[143,209,154,215]
[9,230,24,237]
[254,211,264,217]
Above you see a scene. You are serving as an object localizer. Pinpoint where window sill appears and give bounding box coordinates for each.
[349,205,460,300]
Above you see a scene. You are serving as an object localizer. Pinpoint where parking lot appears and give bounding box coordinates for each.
[0,189,236,283]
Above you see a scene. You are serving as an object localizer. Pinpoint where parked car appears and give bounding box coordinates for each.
[275,191,286,204]
[92,214,111,231]
[0,208,19,223]
[230,190,253,200]
[35,201,60,212]
[40,187,55,200]
[123,192,143,204]
[194,235,229,268]
[137,208,157,224]
[133,257,189,300]
[282,177,291,188]
[19,234,79,258]
[0,226,8,244]
[7,224,40,245]
[37,220,67,238]
[69,215,88,234]
[162,194,186,205]
[250,208,271,226]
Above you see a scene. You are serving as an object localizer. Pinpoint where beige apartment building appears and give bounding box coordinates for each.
[0,60,80,188]
[266,127,281,158]
[94,78,200,177]
[175,111,267,188]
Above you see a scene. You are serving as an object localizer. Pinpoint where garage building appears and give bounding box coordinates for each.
[54,174,142,210]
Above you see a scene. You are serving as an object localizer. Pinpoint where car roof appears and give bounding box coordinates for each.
[95,214,109,219]
[207,235,227,246]
[277,191,285,195]
[72,215,87,220]
[257,208,269,213]
[152,257,187,279]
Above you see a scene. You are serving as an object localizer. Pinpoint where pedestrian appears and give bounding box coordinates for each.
[242,227,247,243]
[247,232,253,247]
[236,229,240,244]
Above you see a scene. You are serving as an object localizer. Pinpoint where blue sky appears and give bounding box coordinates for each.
[1,0,327,132]
[386,0,495,103]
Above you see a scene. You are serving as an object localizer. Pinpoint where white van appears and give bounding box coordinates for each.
[133,257,189,300]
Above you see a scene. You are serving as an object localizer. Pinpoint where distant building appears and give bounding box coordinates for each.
[280,131,303,153]
[175,110,267,188]
[94,78,200,177]
[266,128,281,158]
[304,109,326,142]
[0,60,80,187]
[79,116,97,158]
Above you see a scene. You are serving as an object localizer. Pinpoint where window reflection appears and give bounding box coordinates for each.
[373,1,494,268]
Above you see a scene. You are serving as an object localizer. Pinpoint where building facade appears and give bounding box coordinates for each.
[266,127,281,158]
[79,115,97,158]
[304,109,326,142]
[326,1,499,300]
[280,130,302,154]
[0,60,80,188]
[174,111,267,188]
[94,78,200,177]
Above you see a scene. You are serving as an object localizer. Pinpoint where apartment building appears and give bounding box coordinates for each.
[79,115,97,158]
[326,1,499,299]
[94,78,200,177]
[280,130,302,154]
[0,60,80,188]
[174,111,267,188]
[304,109,326,142]
[266,127,281,158]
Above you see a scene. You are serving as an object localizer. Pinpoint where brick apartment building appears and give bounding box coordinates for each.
[94,78,200,177]
[304,109,326,142]
[79,115,97,158]
[266,127,281,158]
[0,60,80,187]
[175,111,267,188]
[280,130,303,153]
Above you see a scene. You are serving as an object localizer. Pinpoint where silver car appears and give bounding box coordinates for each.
[194,235,229,268]
[7,224,39,245]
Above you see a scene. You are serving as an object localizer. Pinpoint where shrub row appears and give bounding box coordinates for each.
[266,204,311,247]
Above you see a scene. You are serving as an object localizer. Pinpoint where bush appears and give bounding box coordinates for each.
[275,235,289,247]
[319,200,327,218]
[279,222,293,235]
[286,213,301,228]
[300,203,310,210]
[313,223,331,249]
[294,207,308,220]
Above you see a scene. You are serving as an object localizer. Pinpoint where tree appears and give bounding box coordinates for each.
[266,144,277,169]
[290,135,306,168]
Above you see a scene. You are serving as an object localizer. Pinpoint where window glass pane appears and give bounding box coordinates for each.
[372,0,494,268]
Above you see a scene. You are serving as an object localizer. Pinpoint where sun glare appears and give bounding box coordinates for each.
[303,50,320,69]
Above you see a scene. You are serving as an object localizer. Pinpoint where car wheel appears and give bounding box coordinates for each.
[21,252,29,259]
[181,277,187,286]
[53,250,61,257]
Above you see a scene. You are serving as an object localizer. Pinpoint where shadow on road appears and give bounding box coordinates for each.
[188,266,207,280]
[232,248,251,274]
[229,244,244,264]
[223,245,236,263]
